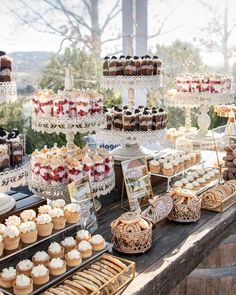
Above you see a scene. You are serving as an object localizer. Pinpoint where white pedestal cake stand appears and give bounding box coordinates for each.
[165,92,234,139]
[100,75,164,160]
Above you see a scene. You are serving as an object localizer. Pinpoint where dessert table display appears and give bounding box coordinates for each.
[98,55,166,160]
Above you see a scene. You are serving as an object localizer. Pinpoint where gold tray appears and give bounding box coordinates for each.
[201,191,236,212]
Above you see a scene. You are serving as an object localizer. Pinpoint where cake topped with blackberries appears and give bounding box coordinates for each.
[0,51,12,83]
[102,55,161,77]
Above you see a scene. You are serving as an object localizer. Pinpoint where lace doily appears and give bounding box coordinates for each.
[96,128,166,145]
[165,92,234,108]
[0,156,30,191]
[32,113,106,134]
[101,75,162,90]
[0,81,17,104]
[30,173,115,201]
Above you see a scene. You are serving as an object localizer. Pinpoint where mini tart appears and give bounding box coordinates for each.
[77,241,92,258]
[16,260,34,276]
[65,249,82,267]
[49,259,66,276]
[75,230,91,243]
[13,277,33,295]
[32,252,50,266]
[89,235,106,251]
[61,237,77,253]
[0,271,16,288]
[48,244,65,259]
[31,266,49,285]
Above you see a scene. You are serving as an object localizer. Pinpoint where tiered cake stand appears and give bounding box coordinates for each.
[165,92,234,150]
[99,76,165,160]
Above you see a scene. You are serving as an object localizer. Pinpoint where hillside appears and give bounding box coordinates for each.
[10,51,52,89]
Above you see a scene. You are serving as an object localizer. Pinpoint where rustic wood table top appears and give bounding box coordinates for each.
[5,187,236,295]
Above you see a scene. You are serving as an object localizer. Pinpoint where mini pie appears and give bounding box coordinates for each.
[77,241,92,258]
[32,251,50,266]
[13,274,33,295]
[16,259,34,276]
[0,267,16,288]
[31,264,49,285]
[48,242,65,259]
[89,234,105,251]
[49,258,66,276]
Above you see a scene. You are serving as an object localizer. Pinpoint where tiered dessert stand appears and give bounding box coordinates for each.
[98,75,165,160]
[0,80,30,194]
[30,69,115,210]
[165,91,234,150]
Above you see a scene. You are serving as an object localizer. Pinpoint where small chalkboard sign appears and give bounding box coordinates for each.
[121,157,153,211]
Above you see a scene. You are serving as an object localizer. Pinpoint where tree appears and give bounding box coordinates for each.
[9,0,121,56]
[196,0,236,71]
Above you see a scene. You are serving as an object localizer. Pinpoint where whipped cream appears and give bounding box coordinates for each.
[17,260,33,271]
[78,241,92,251]
[48,242,62,253]
[32,265,48,277]
[19,221,36,233]
[20,210,36,222]
[38,205,52,215]
[163,162,173,169]
[50,208,64,218]
[33,251,49,261]
[64,203,80,213]
[5,216,21,227]
[0,224,6,234]
[149,160,159,166]
[90,234,104,244]
[1,267,16,279]
[15,274,31,287]
[61,237,76,247]
[76,230,90,240]
[4,226,19,238]
[67,249,81,260]
[37,214,52,224]
[49,258,64,269]
[51,199,65,209]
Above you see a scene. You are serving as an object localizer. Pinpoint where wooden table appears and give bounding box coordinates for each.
[7,188,236,295]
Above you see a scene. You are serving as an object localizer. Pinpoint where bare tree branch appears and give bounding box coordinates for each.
[101,0,121,32]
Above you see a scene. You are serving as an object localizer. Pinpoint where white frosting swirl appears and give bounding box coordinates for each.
[51,199,65,209]
[149,160,159,166]
[1,267,16,279]
[163,162,173,169]
[49,258,64,269]
[48,242,62,253]
[90,234,104,244]
[15,274,31,287]
[67,249,81,260]
[38,205,52,215]
[19,221,36,233]
[78,241,92,251]
[76,230,90,240]
[20,210,36,222]
[61,237,76,247]
[32,265,48,277]
[37,214,52,225]
[49,208,64,218]
[0,224,6,234]
[5,216,21,227]
[64,203,80,213]
[33,251,49,261]
[17,260,33,271]
[4,226,19,238]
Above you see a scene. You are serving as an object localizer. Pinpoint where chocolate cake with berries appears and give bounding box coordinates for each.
[0,51,12,82]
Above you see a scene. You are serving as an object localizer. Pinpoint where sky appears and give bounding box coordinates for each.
[1,0,236,67]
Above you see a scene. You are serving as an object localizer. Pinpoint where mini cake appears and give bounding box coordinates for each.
[36,214,53,237]
[38,205,52,215]
[5,215,21,227]
[162,162,174,176]
[16,260,34,276]
[49,258,66,276]
[77,240,92,258]
[32,251,50,266]
[64,203,80,224]
[89,234,106,251]
[19,221,38,244]
[31,265,49,285]
[3,225,20,250]
[0,234,3,256]
[20,210,36,222]
[61,237,77,252]
[149,160,160,174]
[50,199,66,209]
[76,230,91,243]
[0,267,16,288]
[13,274,33,295]
[49,208,66,230]
[65,249,82,267]
[48,242,65,259]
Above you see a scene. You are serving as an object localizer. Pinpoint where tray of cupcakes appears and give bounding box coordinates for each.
[0,228,111,295]
[0,199,83,263]
[43,254,135,295]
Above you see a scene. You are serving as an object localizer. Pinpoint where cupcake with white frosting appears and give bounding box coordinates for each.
[19,221,38,244]
[162,162,174,176]
[16,260,34,276]
[49,208,66,230]
[61,237,77,252]
[38,205,52,215]
[5,215,21,228]
[0,267,16,288]
[76,230,91,243]
[49,258,66,276]
[77,240,92,258]
[20,210,36,222]
[149,159,161,174]
[65,249,82,267]
[50,199,65,209]
[48,242,64,259]
[31,265,49,285]
[13,274,33,295]
[32,251,50,266]
[3,226,20,250]
[36,214,53,237]
[89,234,105,251]
[64,203,80,224]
